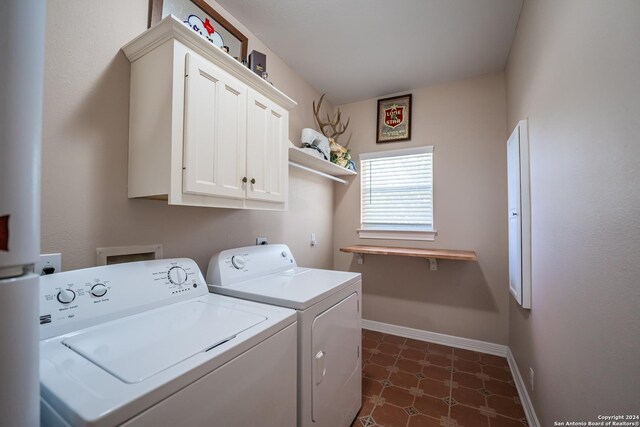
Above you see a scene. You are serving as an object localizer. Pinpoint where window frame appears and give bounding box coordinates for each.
[358,146,436,241]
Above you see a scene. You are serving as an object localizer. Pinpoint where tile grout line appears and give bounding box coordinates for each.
[370,332,402,427]
[374,334,388,424]
[385,334,398,425]
[361,332,376,425]
[387,334,402,424]
[385,334,403,427]
[447,347,453,426]
[483,359,489,427]
[408,341,427,427]
[398,337,412,427]
[483,358,491,427]
[362,334,372,425]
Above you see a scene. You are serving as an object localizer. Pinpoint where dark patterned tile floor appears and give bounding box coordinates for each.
[352,329,528,427]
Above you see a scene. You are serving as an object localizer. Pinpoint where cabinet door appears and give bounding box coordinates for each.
[246,90,287,203]
[183,53,247,199]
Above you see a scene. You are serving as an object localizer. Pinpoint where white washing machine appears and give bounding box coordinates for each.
[39,258,297,427]
[206,244,362,427]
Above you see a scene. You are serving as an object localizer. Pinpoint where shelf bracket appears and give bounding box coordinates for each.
[355,253,364,265]
[428,258,438,271]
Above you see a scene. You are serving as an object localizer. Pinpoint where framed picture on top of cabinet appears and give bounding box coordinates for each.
[376,94,412,143]
[148,0,248,62]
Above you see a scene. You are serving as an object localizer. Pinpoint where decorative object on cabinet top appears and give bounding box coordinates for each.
[148,0,248,62]
[312,93,355,171]
[123,15,296,110]
[183,14,224,47]
[248,50,266,77]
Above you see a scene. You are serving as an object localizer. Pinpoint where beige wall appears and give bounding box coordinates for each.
[333,73,509,344]
[41,0,335,272]
[506,0,640,423]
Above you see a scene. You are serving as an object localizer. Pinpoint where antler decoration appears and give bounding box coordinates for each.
[312,93,350,144]
[312,94,354,170]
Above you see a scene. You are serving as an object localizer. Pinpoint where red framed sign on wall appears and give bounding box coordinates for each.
[376,94,412,143]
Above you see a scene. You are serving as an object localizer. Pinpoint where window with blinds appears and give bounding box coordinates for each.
[360,146,433,233]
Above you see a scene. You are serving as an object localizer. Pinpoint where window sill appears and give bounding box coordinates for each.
[356,229,437,241]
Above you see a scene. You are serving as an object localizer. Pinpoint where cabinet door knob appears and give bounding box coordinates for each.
[250,178,256,184]
[242,177,247,183]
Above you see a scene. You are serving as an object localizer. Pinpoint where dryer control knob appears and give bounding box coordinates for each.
[90,283,108,297]
[168,266,188,285]
[57,289,76,304]
[281,251,288,258]
[231,255,246,269]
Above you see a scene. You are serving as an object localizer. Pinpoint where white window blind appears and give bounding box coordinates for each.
[360,147,433,232]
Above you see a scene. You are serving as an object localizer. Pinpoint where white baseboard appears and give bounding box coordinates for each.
[362,319,539,427]
[362,319,508,356]
[506,348,540,427]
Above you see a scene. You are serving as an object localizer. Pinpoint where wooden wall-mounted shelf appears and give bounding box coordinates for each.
[339,245,477,271]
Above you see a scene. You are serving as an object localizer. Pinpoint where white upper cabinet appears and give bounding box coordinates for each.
[122,16,296,210]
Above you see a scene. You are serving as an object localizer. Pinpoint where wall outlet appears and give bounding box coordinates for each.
[310,233,317,247]
[35,253,61,275]
[529,367,534,391]
[256,237,268,245]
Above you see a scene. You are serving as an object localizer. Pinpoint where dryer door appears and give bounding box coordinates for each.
[311,292,360,424]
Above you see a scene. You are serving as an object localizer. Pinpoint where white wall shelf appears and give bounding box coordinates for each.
[288,145,356,184]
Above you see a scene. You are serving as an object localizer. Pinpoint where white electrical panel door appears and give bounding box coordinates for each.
[183,53,247,199]
[311,293,360,425]
[246,90,286,203]
[507,119,531,309]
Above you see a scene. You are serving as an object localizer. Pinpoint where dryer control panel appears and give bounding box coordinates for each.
[39,258,207,339]
[207,244,297,287]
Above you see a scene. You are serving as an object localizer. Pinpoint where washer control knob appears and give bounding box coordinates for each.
[90,283,108,297]
[168,266,188,285]
[57,289,76,304]
[231,255,246,269]
[281,251,288,258]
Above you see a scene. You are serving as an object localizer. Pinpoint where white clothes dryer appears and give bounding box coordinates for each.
[39,258,297,427]
[207,244,362,427]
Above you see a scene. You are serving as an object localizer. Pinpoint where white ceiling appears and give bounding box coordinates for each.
[216,0,523,105]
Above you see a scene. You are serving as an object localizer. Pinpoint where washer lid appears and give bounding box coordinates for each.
[62,301,266,384]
